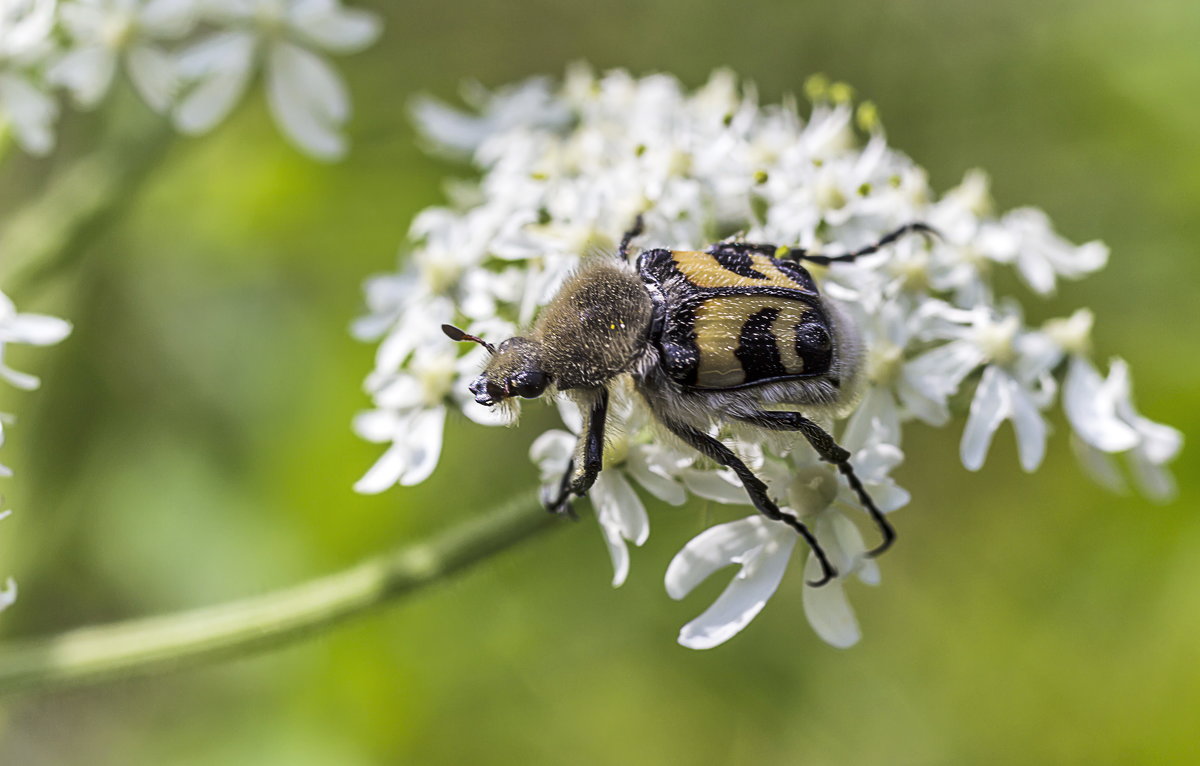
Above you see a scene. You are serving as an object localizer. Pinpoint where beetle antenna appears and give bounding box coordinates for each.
[441,324,496,355]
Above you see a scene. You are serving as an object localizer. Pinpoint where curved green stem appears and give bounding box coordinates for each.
[0,490,556,695]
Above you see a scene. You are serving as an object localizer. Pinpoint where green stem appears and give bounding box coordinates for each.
[0,490,556,695]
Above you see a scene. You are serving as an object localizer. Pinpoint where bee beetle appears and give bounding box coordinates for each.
[444,218,935,586]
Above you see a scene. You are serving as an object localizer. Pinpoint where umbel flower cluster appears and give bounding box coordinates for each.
[0,0,380,159]
[353,67,1183,649]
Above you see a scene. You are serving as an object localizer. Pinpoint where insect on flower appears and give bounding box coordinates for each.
[443,216,936,586]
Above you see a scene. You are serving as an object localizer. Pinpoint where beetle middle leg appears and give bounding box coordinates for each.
[543,389,610,518]
[655,416,838,586]
[732,409,896,557]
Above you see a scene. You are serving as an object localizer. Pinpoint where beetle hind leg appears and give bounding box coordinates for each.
[733,410,896,558]
[656,417,838,586]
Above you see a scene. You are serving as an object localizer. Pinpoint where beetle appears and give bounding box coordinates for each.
[444,218,935,585]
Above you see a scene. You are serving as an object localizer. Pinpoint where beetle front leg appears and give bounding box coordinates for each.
[542,389,610,517]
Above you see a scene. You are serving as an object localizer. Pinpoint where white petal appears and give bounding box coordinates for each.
[680,468,751,505]
[907,340,985,405]
[529,429,574,478]
[353,442,407,494]
[2,313,71,345]
[598,515,631,587]
[351,408,399,443]
[1129,449,1177,502]
[172,35,255,134]
[290,0,382,53]
[0,578,16,612]
[665,516,775,599]
[0,363,41,391]
[265,42,349,160]
[126,44,178,113]
[0,74,59,155]
[841,387,899,453]
[1007,376,1047,472]
[398,407,445,486]
[676,531,796,650]
[1063,356,1138,453]
[625,450,687,506]
[1071,435,1127,494]
[1129,414,1183,467]
[960,365,1010,471]
[140,0,197,37]
[47,45,117,108]
[593,472,649,546]
[802,555,860,648]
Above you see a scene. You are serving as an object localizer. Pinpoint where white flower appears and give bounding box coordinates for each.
[173,0,381,159]
[49,0,195,112]
[839,296,950,452]
[909,305,1057,472]
[978,207,1108,296]
[0,290,71,517]
[0,0,59,154]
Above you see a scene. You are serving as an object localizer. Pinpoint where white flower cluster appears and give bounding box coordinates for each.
[354,67,1183,649]
[0,0,380,159]
[0,288,71,612]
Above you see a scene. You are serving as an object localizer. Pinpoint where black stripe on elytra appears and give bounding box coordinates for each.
[773,258,820,294]
[710,249,767,280]
[735,307,787,380]
[794,321,834,376]
[660,297,700,386]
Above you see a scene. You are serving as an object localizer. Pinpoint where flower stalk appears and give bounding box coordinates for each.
[0,490,553,695]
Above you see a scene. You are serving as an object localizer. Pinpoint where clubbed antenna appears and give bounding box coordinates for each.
[441,324,496,354]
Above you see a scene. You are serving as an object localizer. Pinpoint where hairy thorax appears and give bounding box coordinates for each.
[532,259,655,390]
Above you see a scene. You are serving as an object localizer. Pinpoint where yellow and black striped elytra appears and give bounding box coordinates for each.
[444,218,937,588]
[638,248,833,390]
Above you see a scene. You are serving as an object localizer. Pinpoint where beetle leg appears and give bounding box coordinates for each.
[619,215,645,260]
[543,389,610,518]
[780,222,939,266]
[732,410,896,557]
[655,416,838,586]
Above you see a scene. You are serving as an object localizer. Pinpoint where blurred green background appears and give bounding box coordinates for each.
[1,0,1197,763]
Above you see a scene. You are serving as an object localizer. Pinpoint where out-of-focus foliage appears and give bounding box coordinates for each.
[0,0,1196,763]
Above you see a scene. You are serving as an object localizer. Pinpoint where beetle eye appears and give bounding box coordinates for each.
[510,371,549,399]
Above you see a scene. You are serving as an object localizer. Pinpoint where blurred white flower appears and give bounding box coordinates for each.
[173,0,380,159]
[0,0,59,154]
[0,290,71,509]
[354,67,1180,648]
[0,290,73,391]
[1067,358,1183,500]
[49,0,195,112]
